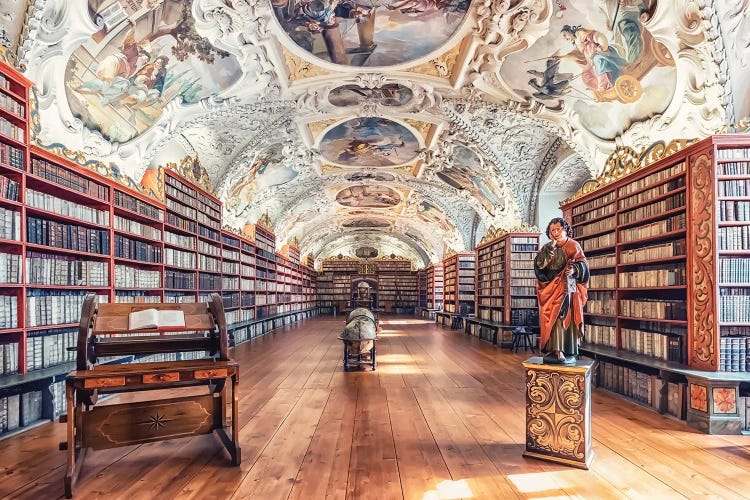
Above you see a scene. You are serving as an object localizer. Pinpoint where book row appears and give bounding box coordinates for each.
[619,177,684,210]
[0,117,24,141]
[596,361,662,409]
[30,158,109,201]
[618,264,686,287]
[114,215,161,241]
[718,161,750,175]
[718,179,750,197]
[719,336,750,372]
[0,92,24,116]
[620,239,686,264]
[115,265,160,288]
[620,299,687,320]
[0,340,19,375]
[113,190,163,221]
[718,225,750,250]
[0,252,20,283]
[618,161,686,198]
[719,290,750,323]
[27,189,110,226]
[0,206,20,240]
[25,292,109,327]
[720,200,750,221]
[114,234,161,263]
[619,192,685,225]
[0,173,19,201]
[718,257,750,283]
[0,295,18,328]
[26,327,77,371]
[619,213,686,242]
[621,328,683,363]
[0,390,42,434]
[27,252,109,286]
[0,142,23,169]
[27,217,109,254]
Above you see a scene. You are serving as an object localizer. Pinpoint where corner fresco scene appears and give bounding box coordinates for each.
[320,117,420,167]
[64,0,242,143]
[227,142,299,209]
[272,0,471,67]
[501,0,675,139]
[437,145,503,216]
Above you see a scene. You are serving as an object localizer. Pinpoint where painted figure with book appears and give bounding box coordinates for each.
[534,218,589,365]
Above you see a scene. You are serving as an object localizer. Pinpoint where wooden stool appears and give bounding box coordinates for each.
[512,327,535,353]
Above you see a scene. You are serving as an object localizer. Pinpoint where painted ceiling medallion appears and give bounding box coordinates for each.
[328,84,412,107]
[272,0,471,67]
[320,117,420,167]
[336,185,401,208]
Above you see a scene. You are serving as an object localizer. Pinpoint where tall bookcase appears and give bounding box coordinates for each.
[418,270,427,309]
[426,263,443,310]
[0,60,318,438]
[442,252,475,315]
[475,230,540,325]
[376,258,417,313]
[562,135,750,433]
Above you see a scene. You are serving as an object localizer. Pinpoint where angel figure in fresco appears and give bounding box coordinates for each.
[338,137,405,162]
[76,27,153,105]
[528,58,573,107]
[555,24,627,94]
[549,1,672,104]
[120,55,170,107]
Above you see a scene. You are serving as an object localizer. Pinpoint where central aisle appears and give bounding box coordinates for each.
[4,316,750,499]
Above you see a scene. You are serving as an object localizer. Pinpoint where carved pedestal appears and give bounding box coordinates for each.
[522,357,595,470]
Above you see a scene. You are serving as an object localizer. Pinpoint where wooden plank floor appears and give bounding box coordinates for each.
[4,316,750,499]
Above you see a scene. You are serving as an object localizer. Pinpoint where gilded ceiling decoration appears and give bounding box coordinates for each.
[15,0,745,264]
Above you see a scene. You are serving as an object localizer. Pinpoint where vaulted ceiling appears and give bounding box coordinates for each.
[6,0,749,267]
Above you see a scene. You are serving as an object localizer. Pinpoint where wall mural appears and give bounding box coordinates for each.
[272,0,471,67]
[336,185,401,208]
[436,145,504,216]
[64,0,242,143]
[343,218,392,228]
[500,0,676,140]
[328,84,413,107]
[320,117,420,167]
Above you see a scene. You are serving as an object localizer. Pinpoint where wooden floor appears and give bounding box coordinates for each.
[4,316,750,499]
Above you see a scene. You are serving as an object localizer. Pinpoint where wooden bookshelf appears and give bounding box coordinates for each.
[442,252,475,315]
[426,263,443,310]
[0,64,318,437]
[562,135,750,433]
[475,231,540,326]
[418,270,427,309]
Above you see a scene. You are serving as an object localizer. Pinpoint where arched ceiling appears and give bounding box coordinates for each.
[12,0,745,267]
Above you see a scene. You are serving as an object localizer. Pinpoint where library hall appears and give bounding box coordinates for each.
[3,0,750,498]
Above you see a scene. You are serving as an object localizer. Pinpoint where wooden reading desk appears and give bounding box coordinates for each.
[60,293,240,498]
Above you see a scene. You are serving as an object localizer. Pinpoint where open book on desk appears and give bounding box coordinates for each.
[128,308,186,330]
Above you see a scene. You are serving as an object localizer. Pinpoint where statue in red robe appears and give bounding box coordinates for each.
[534,218,589,365]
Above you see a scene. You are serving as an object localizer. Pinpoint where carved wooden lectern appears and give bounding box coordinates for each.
[60,293,240,498]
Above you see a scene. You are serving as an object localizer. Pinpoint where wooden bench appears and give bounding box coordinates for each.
[435,311,464,329]
[464,318,539,350]
[60,293,240,498]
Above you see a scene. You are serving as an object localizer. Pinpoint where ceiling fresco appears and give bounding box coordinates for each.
[328,83,413,107]
[319,117,421,167]
[66,0,242,143]
[272,0,471,67]
[17,0,747,266]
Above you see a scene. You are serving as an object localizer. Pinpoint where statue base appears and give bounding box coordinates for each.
[522,357,595,470]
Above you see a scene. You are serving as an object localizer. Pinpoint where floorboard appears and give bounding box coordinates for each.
[4,315,750,499]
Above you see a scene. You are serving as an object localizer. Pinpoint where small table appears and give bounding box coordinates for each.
[522,357,595,469]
